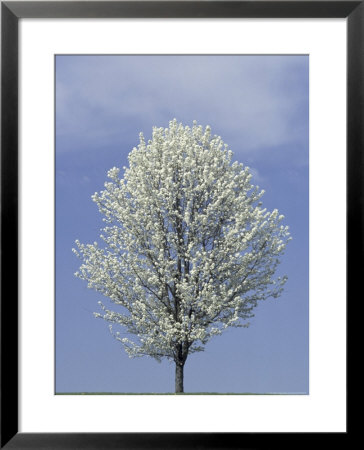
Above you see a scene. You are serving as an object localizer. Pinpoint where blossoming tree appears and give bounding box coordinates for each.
[73,119,290,393]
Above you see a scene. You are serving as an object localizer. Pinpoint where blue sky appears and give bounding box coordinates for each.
[56,55,309,394]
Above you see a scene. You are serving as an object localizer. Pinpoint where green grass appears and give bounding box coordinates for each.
[55,392,296,395]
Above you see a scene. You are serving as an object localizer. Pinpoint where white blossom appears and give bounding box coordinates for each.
[73,119,290,383]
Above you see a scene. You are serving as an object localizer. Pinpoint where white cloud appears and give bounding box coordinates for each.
[56,55,308,165]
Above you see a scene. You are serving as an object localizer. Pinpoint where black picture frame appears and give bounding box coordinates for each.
[1,1,356,448]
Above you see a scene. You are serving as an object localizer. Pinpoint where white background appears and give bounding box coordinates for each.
[20,18,346,432]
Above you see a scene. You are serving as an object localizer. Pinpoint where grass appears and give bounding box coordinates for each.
[55,392,296,395]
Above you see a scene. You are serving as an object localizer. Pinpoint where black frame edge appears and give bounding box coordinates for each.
[347,0,363,439]
[1,1,357,448]
[1,2,19,448]
[3,1,362,18]
[0,431,356,449]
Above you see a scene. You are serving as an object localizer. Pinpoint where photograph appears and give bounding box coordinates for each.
[55,54,308,395]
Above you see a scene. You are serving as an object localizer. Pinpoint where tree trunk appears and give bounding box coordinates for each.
[175,362,184,393]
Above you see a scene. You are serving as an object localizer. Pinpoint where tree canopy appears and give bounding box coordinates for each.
[73,119,290,392]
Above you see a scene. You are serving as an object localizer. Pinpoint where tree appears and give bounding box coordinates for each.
[73,119,290,393]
